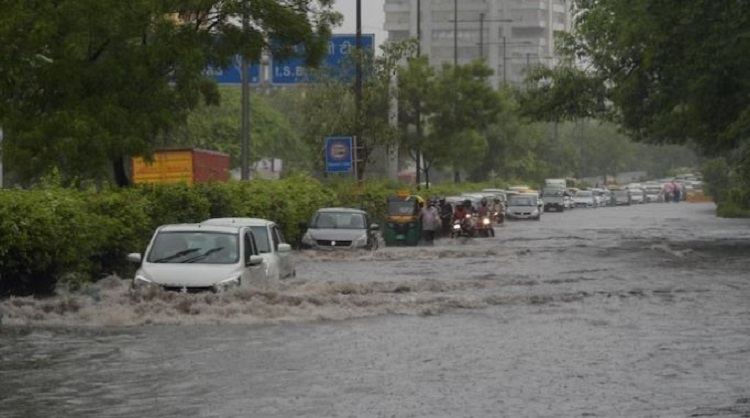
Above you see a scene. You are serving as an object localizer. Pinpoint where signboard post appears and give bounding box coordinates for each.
[272,34,375,85]
[325,136,356,175]
[204,55,261,85]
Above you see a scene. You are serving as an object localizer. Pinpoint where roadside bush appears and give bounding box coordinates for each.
[82,188,153,279]
[717,188,750,218]
[0,176,533,297]
[134,183,212,227]
[0,188,102,297]
[701,157,731,202]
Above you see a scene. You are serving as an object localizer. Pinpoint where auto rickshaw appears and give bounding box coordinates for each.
[383,192,424,246]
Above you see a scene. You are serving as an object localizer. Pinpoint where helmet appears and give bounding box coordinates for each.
[481,197,488,205]
[463,199,472,207]
[493,196,501,202]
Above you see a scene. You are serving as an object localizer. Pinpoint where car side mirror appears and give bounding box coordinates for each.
[126,253,142,263]
[369,223,379,231]
[247,254,263,266]
[277,243,292,253]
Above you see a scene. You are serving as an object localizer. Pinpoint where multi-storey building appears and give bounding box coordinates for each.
[384,0,572,88]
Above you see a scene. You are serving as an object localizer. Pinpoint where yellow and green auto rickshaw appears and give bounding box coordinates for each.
[383,192,424,246]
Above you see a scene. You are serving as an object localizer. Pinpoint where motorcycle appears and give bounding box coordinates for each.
[451,214,476,238]
[491,210,505,226]
[476,215,495,237]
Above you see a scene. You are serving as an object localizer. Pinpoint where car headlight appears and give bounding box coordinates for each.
[301,231,315,246]
[453,223,461,230]
[353,233,368,247]
[531,209,539,215]
[132,274,156,290]
[482,218,490,225]
[213,276,241,293]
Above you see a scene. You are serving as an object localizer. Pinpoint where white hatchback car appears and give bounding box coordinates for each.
[201,218,296,280]
[127,223,266,292]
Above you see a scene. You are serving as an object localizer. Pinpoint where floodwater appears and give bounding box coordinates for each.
[1,202,749,417]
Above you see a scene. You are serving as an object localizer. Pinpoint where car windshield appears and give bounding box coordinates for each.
[147,231,239,264]
[577,191,593,197]
[387,201,416,216]
[508,196,536,206]
[249,226,271,253]
[313,212,366,229]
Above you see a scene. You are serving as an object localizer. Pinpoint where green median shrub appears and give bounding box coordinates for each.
[0,176,512,297]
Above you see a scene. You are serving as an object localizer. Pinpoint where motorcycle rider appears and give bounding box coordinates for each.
[490,197,505,225]
[476,197,495,237]
[438,197,454,238]
[452,201,473,236]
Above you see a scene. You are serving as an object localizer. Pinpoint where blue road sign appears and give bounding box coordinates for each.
[204,55,261,85]
[272,34,375,85]
[325,136,354,173]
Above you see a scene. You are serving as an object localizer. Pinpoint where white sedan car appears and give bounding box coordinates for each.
[573,190,597,208]
[127,223,266,292]
[202,218,296,280]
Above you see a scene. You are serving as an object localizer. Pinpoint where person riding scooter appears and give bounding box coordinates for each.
[452,202,474,237]
[490,197,505,225]
[476,198,495,237]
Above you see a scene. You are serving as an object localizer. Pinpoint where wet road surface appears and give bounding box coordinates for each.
[1,202,749,417]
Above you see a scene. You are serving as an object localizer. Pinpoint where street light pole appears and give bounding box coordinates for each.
[355,0,363,182]
[503,36,507,84]
[453,0,458,68]
[416,0,422,189]
[479,13,485,59]
[240,3,250,180]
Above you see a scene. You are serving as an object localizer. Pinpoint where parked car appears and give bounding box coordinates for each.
[573,190,597,208]
[612,189,631,205]
[506,193,542,221]
[628,187,646,204]
[299,207,379,250]
[201,217,296,280]
[127,223,266,293]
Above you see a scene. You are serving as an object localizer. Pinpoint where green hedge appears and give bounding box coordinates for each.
[0,176,500,297]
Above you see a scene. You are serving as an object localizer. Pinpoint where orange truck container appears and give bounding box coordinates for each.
[131,148,231,185]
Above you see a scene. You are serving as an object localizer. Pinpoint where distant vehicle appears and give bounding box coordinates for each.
[299,208,379,251]
[544,179,567,190]
[506,193,542,221]
[201,217,296,280]
[573,190,597,208]
[628,188,645,204]
[541,187,565,212]
[612,189,631,205]
[131,148,230,185]
[127,223,266,293]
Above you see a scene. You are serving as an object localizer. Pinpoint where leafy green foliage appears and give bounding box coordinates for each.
[0,0,340,186]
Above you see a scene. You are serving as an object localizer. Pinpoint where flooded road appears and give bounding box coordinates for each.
[2,202,750,417]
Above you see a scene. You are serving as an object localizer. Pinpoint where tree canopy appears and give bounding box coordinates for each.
[0,0,340,186]
[522,0,750,157]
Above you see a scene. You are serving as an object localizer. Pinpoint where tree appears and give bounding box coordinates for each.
[297,40,414,179]
[0,0,340,186]
[524,0,750,156]
[160,87,309,172]
[423,60,502,183]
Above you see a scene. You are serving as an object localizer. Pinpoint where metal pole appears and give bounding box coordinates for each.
[416,0,421,190]
[240,3,250,180]
[453,0,458,67]
[502,36,507,84]
[355,0,362,182]
[479,13,485,59]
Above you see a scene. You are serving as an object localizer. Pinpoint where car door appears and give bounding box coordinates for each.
[271,224,293,279]
[241,229,266,284]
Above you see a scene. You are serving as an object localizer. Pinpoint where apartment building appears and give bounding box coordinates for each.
[384,0,572,88]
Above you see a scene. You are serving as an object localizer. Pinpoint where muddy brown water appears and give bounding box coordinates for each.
[1,202,749,417]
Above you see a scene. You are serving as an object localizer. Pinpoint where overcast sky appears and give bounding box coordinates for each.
[332,1,387,47]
